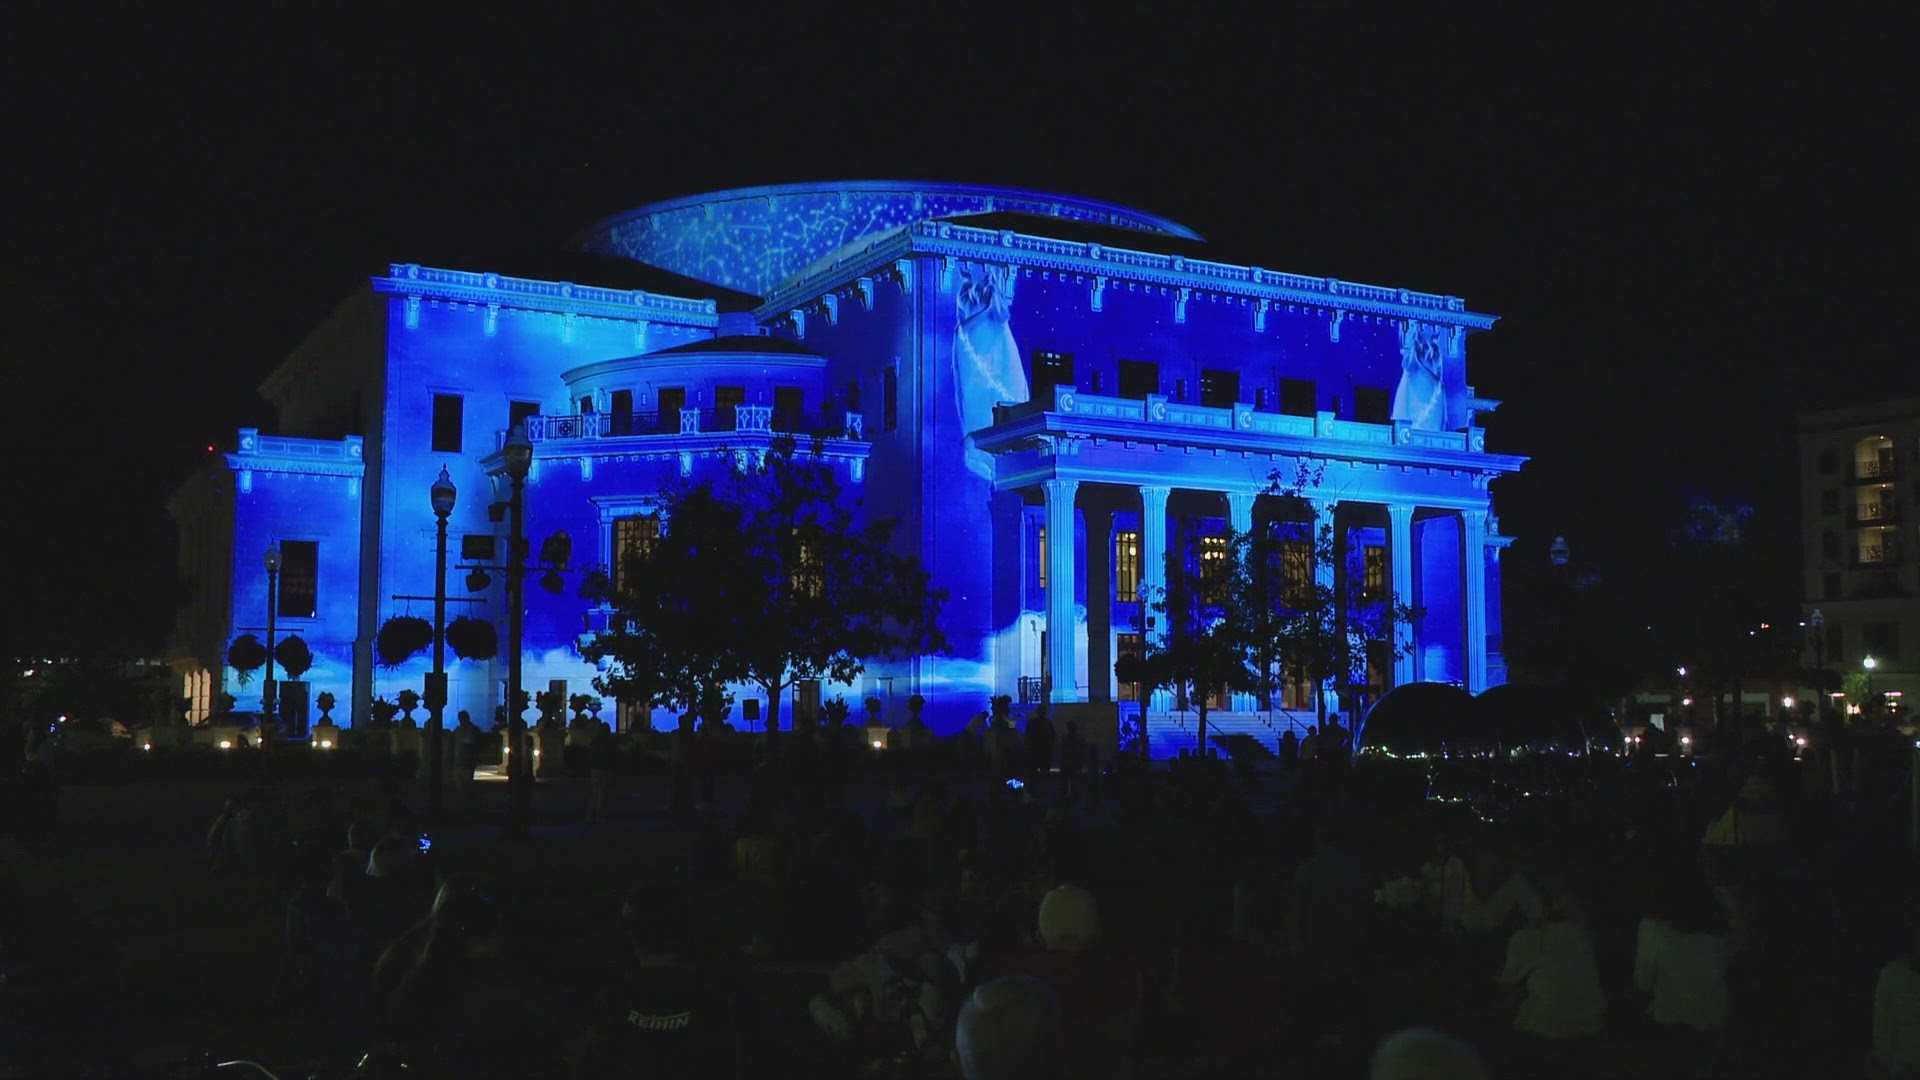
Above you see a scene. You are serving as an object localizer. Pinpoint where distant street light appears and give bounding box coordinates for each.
[1677,666,1687,678]
[1782,696,1795,710]
[263,543,282,740]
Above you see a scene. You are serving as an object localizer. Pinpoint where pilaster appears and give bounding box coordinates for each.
[1462,508,1489,692]
[1043,479,1080,704]
[1140,485,1172,713]
[1388,503,1416,687]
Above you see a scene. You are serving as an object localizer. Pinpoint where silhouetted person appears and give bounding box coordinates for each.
[955,975,1062,1080]
[588,719,616,822]
[1060,720,1085,781]
[1370,1028,1488,1080]
[1279,728,1299,765]
[569,880,750,1078]
[1025,705,1056,777]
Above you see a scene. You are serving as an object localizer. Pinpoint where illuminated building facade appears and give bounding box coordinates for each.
[169,182,1524,752]
[1797,397,1920,712]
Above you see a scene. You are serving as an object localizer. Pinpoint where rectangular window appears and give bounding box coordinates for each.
[609,389,634,436]
[1279,378,1316,417]
[1822,572,1841,601]
[1200,534,1229,603]
[1827,624,1844,662]
[277,540,318,620]
[1822,532,1840,561]
[1032,351,1074,396]
[657,387,685,433]
[431,393,464,453]
[774,386,805,430]
[790,527,824,598]
[612,515,660,597]
[1115,530,1141,603]
[1282,540,1313,606]
[1355,387,1391,424]
[1199,368,1239,409]
[883,366,899,433]
[1363,544,1387,601]
[1820,490,1838,515]
[1818,447,1836,474]
[1038,525,1047,590]
[1118,359,1158,400]
[1862,620,1899,660]
[509,400,540,434]
[579,396,595,414]
[1116,633,1143,702]
[715,386,745,431]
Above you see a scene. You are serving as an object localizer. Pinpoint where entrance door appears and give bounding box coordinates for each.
[280,681,310,739]
[610,389,634,436]
[657,387,686,433]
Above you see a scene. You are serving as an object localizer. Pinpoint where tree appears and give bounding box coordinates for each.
[1118,521,1257,756]
[585,437,947,736]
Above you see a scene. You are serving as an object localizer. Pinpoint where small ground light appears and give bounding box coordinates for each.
[218,740,233,750]
[871,740,884,750]
[318,739,334,749]
[142,743,152,751]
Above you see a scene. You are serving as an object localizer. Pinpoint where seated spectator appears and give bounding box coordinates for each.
[977,885,1143,1080]
[1420,831,1474,932]
[352,836,434,961]
[570,880,750,1078]
[1634,870,1729,1034]
[811,905,956,1056]
[379,876,563,1075]
[954,975,1062,1080]
[1701,775,1789,852]
[1370,1027,1488,1080]
[1460,856,1542,934]
[1497,883,1606,1039]
[326,820,380,902]
[1874,912,1920,1079]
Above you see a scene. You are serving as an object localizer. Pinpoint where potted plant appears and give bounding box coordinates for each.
[315,691,336,724]
[445,616,497,661]
[375,616,433,667]
[227,634,268,686]
[864,695,884,727]
[396,688,421,727]
[822,696,851,727]
[369,696,400,728]
[311,691,341,750]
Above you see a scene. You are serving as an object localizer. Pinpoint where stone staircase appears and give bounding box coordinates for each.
[1143,709,1319,760]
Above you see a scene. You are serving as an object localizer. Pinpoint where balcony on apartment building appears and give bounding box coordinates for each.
[516,405,866,445]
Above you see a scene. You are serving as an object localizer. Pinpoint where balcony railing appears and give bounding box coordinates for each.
[521,408,864,443]
[1856,542,1905,568]
[1852,459,1899,482]
[1851,503,1902,527]
[987,386,1484,453]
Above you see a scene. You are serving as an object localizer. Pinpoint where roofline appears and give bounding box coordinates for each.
[1796,396,1920,432]
[371,262,724,325]
[755,220,1498,331]
[576,180,1204,245]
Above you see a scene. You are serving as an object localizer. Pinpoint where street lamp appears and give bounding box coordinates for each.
[1811,608,1828,730]
[263,543,282,742]
[502,421,534,839]
[427,466,456,829]
[1864,655,1878,717]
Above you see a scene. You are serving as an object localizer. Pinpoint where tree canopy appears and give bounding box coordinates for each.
[583,439,946,733]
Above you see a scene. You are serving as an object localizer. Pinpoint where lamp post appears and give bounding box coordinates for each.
[1810,608,1827,731]
[1863,655,1877,718]
[502,422,534,840]
[427,466,456,829]
[263,544,282,743]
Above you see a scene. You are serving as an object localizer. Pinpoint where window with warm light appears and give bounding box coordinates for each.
[612,514,660,596]
[1037,524,1046,590]
[1282,539,1313,606]
[1362,544,1387,601]
[790,527,824,598]
[1115,530,1141,602]
[1200,534,1229,603]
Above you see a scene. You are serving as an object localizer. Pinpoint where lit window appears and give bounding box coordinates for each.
[612,514,660,596]
[1116,530,1141,602]
[1363,544,1387,600]
[1282,540,1313,606]
[1038,525,1046,590]
[790,527,824,598]
[1200,534,1229,603]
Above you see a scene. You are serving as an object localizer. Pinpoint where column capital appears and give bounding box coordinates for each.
[1040,477,1079,503]
[1386,502,1416,524]
[1139,484,1171,507]
[1307,496,1337,518]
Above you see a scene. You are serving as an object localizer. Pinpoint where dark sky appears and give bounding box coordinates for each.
[6,7,1911,657]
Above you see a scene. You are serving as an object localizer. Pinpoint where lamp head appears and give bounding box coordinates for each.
[1810,608,1824,627]
[503,422,534,480]
[430,466,457,518]
[1864,655,1877,671]
[264,544,281,573]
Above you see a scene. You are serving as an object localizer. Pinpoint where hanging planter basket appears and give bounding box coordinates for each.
[274,636,314,679]
[446,616,498,661]
[376,615,434,668]
[227,634,267,685]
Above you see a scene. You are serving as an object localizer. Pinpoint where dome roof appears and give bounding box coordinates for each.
[1356,683,1485,757]
[575,181,1201,298]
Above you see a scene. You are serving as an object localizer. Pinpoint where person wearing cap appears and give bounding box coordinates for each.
[977,884,1142,1079]
[955,975,1062,1080]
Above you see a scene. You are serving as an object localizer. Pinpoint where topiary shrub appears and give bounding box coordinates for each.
[445,616,498,661]
[376,616,433,667]
[274,636,314,679]
[227,635,268,685]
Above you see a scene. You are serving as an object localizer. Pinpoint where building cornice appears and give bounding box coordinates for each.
[373,263,722,327]
[755,221,1497,332]
[223,429,366,479]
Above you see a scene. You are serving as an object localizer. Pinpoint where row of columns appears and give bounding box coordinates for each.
[1035,479,1494,707]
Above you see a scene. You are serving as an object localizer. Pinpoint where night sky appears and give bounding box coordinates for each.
[7,8,1910,658]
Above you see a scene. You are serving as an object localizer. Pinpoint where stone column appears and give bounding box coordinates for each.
[1225,490,1258,713]
[1462,508,1489,692]
[1140,485,1171,713]
[1388,503,1416,688]
[1086,501,1113,703]
[1043,478,1080,704]
[1310,498,1338,718]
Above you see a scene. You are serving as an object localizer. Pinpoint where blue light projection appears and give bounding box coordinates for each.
[186,182,1524,752]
